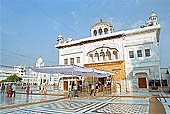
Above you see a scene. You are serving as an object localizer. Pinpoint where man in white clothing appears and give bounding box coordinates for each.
[12,83,16,97]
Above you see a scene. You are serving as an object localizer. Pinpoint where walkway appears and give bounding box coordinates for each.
[0,92,169,114]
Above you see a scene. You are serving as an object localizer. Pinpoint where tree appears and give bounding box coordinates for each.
[0,74,22,83]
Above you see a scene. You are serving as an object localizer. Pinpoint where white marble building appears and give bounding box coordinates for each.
[55,11,169,92]
[28,57,59,86]
[0,57,59,87]
[0,65,26,81]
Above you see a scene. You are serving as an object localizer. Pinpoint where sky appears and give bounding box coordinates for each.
[0,0,170,68]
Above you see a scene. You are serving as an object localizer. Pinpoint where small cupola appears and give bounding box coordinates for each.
[146,10,158,26]
[57,34,63,44]
[90,19,114,37]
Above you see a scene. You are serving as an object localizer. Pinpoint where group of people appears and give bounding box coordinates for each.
[1,83,16,97]
[89,83,99,96]
[1,82,48,97]
[89,82,111,96]
[68,84,79,98]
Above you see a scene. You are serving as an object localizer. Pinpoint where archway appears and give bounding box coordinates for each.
[135,72,148,88]
[116,83,121,92]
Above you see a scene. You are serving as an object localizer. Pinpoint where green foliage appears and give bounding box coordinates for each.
[0,74,22,83]
[0,80,7,83]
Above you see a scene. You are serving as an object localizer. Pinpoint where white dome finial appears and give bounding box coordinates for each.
[36,56,44,67]
[152,10,154,13]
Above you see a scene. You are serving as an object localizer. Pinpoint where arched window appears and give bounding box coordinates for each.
[113,51,118,59]
[98,28,102,35]
[93,30,97,36]
[104,28,108,34]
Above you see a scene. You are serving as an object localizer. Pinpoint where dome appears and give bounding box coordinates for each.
[90,19,113,36]
[90,19,113,30]
[37,57,43,64]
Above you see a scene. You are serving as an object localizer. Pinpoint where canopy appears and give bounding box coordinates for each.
[30,65,115,78]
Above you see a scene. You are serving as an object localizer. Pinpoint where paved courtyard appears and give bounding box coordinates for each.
[0,92,169,114]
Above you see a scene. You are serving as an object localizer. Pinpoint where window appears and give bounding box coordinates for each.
[155,80,161,86]
[98,29,102,35]
[162,80,168,86]
[129,51,134,58]
[70,58,74,65]
[113,51,118,59]
[77,57,80,63]
[137,50,142,57]
[64,59,68,65]
[93,30,97,36]
[145,49,151,57]
[104,28,108,34]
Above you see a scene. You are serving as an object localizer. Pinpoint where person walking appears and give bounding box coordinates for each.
[95,83,99,96]
[43,83,47,95]
[6,84,9,94]
[1,83,5,94]
[68,84,72,99]
[26,85,30,95]
[104,83,107,94]
[88,84,91,96]
[74,84,78,97]
[8,84,12,98]
[90,84,94,97]
[11,83,16,97]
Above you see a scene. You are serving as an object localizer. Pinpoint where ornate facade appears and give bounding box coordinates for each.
[55,11,164,92]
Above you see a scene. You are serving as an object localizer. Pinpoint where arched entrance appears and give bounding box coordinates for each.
[116,83,121,92]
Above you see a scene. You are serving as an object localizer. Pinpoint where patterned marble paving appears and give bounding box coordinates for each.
[0,93,62,108]
[1,96,150,114]
[158,97,170,114]
[93,103,149,114]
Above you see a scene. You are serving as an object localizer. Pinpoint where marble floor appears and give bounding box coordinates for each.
[0,92,169,114]
[158,97,170,114]
[0,93,62,108]
[1,94,150,114]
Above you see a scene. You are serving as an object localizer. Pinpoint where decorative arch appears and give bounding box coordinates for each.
[87,46,119,63]
[116,83,121,92]
[87,46,119,55]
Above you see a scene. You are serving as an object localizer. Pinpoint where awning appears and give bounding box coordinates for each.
[30,65,115,78]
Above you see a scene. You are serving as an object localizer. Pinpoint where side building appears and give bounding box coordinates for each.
[0,57,59,88]
[0,65,26,82]
[55,11,169,92]
[28,57,59,86]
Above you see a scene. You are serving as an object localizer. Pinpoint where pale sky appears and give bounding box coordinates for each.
[0,0,170,67]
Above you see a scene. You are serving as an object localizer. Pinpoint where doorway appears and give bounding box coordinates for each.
[138,78,147,88]
[116,83,121,92]
[63,81,68,90]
